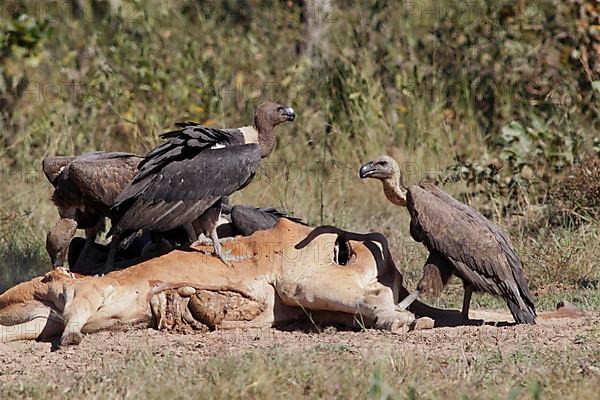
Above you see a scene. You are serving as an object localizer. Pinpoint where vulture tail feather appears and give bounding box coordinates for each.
[506,299,536,325]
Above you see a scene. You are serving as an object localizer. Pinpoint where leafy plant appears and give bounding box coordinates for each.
[0,13,50,124]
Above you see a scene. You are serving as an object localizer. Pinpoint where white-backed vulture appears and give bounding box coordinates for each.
[359,155,536,324]
[106,102,295,270]
[42,151,143,268]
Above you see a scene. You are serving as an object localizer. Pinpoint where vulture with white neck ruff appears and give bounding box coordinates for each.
[359,155,536,324]
[106,102,295,270]
[42,152,143,268]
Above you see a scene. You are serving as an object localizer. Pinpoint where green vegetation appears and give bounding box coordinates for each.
[1,0,598,302]
[0,1,599,397]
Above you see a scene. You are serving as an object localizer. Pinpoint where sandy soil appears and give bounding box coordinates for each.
[1,310,598,384]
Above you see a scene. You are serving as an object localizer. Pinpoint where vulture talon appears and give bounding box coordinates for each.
[193,234,212,246]
[214,248,236,268]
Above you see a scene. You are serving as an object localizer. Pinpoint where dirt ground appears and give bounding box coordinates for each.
[1,309,598,385]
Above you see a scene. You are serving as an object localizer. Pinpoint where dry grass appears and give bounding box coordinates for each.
[550,155,600,226]
[1,321,599,399]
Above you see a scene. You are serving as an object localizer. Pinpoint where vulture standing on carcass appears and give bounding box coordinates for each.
[221,204,306,237]
[359,155,536,324]
[42,152,143,268]
[107,102,296,270]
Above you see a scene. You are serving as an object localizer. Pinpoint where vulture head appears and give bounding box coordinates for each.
[359,155,401,182]
[42,156,76,187]
[254,101,295,128]
[359,156,407,207]
[46,218,78,268]
[253,101,295,157]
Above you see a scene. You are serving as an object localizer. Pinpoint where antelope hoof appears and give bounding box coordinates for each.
[410,317,434,331]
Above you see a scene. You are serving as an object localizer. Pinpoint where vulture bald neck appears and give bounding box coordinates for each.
[254,104,278,157]
[360,155,536,325]
[106,102,295,271]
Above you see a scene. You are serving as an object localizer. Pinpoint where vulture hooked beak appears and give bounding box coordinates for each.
[281,107,296,121]
[359,161,376,179]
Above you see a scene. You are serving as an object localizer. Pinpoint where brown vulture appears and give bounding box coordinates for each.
[42,151,143,268]
[106,102,295,270]
[359,155,536,324]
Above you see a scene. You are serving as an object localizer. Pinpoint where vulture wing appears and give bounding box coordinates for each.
[42,156,76,185]
[407,183,536,323]
[66,153,143,207]
[258,208,307,226]
[111,144,261,234]
[137,123,245,179]
[230,206,306,236]
[160,121,246,142]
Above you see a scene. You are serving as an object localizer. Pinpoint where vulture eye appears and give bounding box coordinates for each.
[277,107,284,112]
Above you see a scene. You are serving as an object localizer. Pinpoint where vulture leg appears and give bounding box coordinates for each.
[102,233,121,274]
[416,252,454,297]
[399,252,453,311]
[183,222,198,242]
[461,283,475,320]
[73,219,105,269]
[140,231,174,259]
[210,226,233,268]
[191,199,235,266]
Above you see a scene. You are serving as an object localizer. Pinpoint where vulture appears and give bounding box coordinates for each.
[42,151,143,268]
[221,204,307,237]
[67,204,306,273]
[107,102,296,269]
[359,155,536,324]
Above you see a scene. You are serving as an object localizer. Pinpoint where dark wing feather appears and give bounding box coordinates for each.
[230,206,307,236]
[112,145,261,233]
[42,156,76,185]
[67,154,143,207]
[137,123,245,178]
[408,183,536,322]
[259,208,307,225]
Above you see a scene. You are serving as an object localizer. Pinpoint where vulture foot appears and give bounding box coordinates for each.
[193,234,213,246]
[215,249,237,268]
[193,235,234,247]
[211,234,235,268]
[221,253,252,264]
